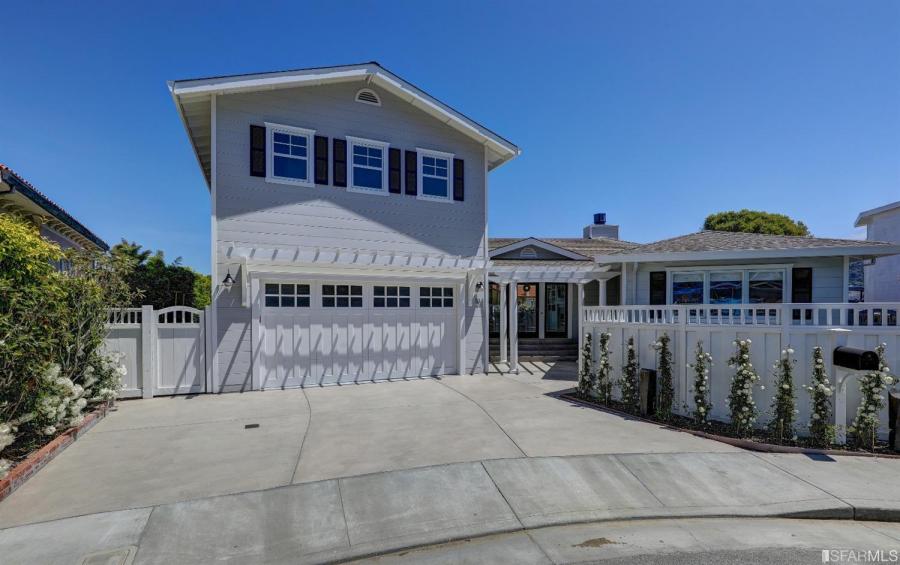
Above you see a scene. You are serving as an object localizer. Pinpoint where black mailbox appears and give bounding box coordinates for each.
[833,346,879,371]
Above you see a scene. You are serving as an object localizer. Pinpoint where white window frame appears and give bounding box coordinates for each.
[665,264,789,304]
[265,122,315,187]
[416,148,455,203]
[347,136,389,195]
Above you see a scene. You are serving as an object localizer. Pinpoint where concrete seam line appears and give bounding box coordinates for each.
[290,387,314,484]
[522,529,557,564]
[611,454,667,507]
[859,521,900,544]
[433,379,528,457]
[336,478,353,549]
[479,460,526,529]
[746,452,850,506]
[87,412,304,435]
[130,505,157,565]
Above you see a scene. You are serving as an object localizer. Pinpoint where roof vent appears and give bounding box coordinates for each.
[593,213,607,225]
[520,246,537,259]
[355,88,381,106]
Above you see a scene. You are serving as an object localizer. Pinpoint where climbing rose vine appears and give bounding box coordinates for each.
[727,339,762,438]
[849,343,893,451]
[620,336,640,412]
[768,346,798,443]
[595,331,613,404]
[688,341,713,425]
[653,334,674,421]
[802,346,834,448]
[578,332,594,397]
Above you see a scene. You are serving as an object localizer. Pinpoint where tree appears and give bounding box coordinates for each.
[703,210,810,236]
[111,240,208,309]
[689,341,713,425]
[769,346,797,443]
[619,337,640,412]
[653,333,674,421]
[727,338,762,438]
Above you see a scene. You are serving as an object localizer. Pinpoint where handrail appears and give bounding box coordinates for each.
[584,303,900,328]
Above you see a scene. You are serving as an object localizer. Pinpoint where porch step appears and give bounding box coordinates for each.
[489,338,578,362]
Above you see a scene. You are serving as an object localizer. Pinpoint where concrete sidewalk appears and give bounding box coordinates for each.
[3,451,899,565]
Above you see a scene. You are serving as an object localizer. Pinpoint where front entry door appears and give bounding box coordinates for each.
[545,283,568,337]
[517,283,539,338]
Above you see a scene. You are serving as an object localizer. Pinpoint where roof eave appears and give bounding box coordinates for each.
[595,245,900,264]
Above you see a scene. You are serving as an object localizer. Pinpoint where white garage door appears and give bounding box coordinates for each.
[259,281,458,389]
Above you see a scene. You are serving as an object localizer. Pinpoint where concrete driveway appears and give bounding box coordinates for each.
[0,362,734,528]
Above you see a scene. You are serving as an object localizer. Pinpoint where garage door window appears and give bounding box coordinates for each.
[420,287,453,308]
[374,286,411,308]
[265,283,311,307]
[323,284,363,308]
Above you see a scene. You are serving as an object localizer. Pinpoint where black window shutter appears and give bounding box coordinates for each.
[250,125,266,177]
[452,158,464,201]
[649,271,667,305]
[791,268,813,303]
[404,150,417,195]
[314,136,329,185]
[333,139,347,187]
[388,148,401,193]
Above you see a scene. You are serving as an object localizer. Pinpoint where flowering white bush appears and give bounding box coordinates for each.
[578,332,594,397]
[653,333,674,421]
[619,336,640,412]
[728,339,762,437]
[688,341,713,425]
[803,346,834,448]
[595,331,613,404]
[849,343,892,451]
[768,346,798,443]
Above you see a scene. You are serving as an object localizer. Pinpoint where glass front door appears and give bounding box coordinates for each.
[488,282,500,337]
[516,283,538,338]
[544,283,568,337]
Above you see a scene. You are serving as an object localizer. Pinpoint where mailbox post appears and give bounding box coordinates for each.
[832,343,880,445]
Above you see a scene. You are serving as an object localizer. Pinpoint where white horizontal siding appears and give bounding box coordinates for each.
[215,81,486,259]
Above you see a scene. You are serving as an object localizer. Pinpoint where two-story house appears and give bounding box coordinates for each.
[169,63,519,392]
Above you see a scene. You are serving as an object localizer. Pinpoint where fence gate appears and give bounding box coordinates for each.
[155,307,206,395]
[106,305,209,398]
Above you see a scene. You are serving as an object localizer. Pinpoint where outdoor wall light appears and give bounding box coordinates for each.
[222,270,235,291]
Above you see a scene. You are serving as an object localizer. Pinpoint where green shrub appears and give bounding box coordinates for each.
[0,213,133,475]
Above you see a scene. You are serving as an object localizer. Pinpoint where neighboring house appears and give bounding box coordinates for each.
[856,201,900,302]
[169,62,520,391]
[0,164,109,257]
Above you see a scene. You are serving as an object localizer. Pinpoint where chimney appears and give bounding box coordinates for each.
[583,212,619,240]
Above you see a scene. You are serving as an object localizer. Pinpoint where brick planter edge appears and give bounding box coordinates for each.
[0,401,112,503]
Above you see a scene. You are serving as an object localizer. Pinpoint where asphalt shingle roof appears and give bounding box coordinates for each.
[609,231,897,255]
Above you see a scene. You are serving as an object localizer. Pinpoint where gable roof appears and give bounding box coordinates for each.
[597,230,900,263]
[489,237,637,260]
[169,62,521,187]
[856,201,900,227]
[0,164,109,251]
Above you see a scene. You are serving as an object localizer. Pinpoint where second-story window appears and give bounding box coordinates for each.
[347,136,389,194]
[417,149,454,202]
[265,123,315,187]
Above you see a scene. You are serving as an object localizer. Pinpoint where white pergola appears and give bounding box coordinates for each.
[488,262,619,374]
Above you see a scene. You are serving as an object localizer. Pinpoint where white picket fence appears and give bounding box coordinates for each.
[104,306,212,399]
[583,303,900,441]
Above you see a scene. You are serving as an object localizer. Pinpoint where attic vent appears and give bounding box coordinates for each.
[520,246,537,259]
[355,88,381,106]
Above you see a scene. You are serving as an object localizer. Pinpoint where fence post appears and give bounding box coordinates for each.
[141,305,155,399]
[204,305,214,393]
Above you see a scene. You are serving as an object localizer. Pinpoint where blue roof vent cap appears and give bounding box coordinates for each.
[593,213,607,225]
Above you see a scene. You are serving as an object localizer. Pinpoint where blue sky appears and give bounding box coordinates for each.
[2,1,898,273]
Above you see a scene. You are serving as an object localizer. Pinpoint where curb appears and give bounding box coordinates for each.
[0,402,112,504]
[557,391,900,459]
